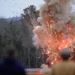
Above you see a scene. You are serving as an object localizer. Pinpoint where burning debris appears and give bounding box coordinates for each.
[33,0,75,65]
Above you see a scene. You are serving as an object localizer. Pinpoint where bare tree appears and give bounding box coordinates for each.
[21,5,43,68]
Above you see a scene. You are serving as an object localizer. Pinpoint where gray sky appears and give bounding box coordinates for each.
[0,0,44,18]
[0,0,75,18]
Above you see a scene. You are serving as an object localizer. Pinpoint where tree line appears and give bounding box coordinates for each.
[0,5,47,68]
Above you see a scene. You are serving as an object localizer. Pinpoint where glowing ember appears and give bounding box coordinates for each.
[33,0,75,65]
[51,62,54,65]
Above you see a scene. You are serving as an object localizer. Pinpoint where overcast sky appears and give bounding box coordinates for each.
[0,0,44,18]
[0,0,75,18]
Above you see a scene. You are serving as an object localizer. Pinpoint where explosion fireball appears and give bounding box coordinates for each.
[33,0,75,65]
